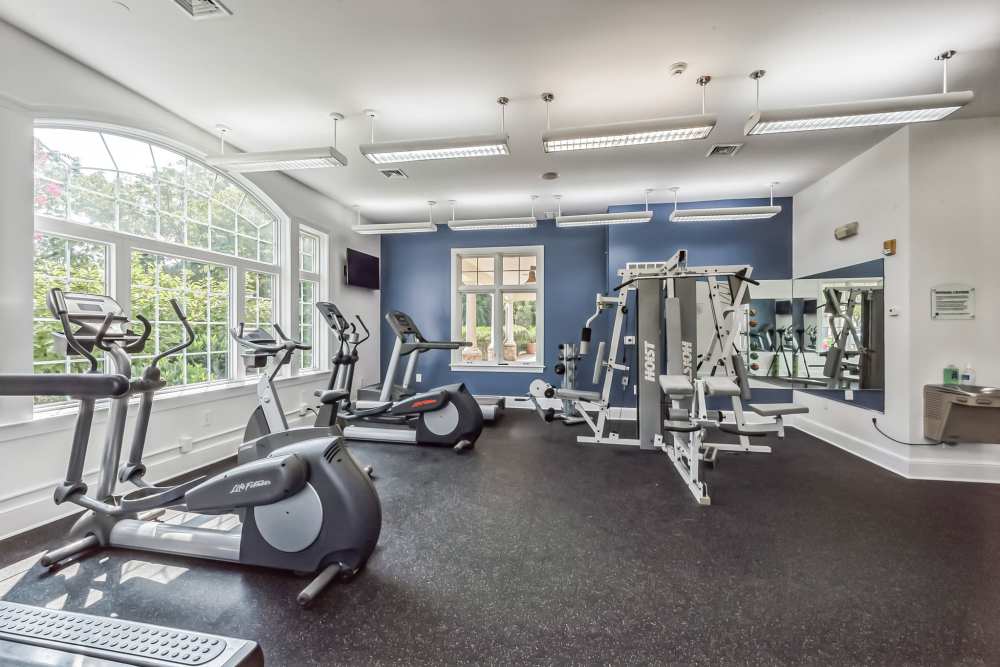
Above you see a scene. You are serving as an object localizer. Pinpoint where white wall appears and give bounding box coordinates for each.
[905,118,1000,479]
[0,20,380,538]
[793,119,1000,482]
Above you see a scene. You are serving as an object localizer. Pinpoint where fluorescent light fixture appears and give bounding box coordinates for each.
[745,90,973,136]
[449,217,537,231]
[359,133,510,164]
[447,195,539,231]
[556,211,653,228]
[208,146,348,172]
[669,206,781,222]
[352,221,437,235]
[208,112,349,172]
[542,114,716,153]
[667,184,782,222]
[352,200,439,235]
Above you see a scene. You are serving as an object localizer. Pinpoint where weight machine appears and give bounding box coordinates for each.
[544,250,807,504]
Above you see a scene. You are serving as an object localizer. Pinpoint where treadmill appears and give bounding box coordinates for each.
[356,311,505,421]
[0,601,262,666]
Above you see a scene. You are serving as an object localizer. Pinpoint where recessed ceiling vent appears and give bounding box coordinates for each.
[378,168,408,180]
[173,0,232,20]
[706,143,743,157]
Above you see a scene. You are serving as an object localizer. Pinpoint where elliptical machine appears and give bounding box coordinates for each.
[10,289,381,606]
[314,303,484,452]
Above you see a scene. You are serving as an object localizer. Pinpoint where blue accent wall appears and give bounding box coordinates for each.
[378,220,608,395]
[607,197,793,289]
[378,196,794,402]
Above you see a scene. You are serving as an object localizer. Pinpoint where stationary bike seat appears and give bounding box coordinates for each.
[315,389,349,405]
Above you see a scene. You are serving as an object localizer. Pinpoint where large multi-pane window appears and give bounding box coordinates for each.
[297,227,326,371]
[31,233,109,404]
[31,124,303,408]
[451,246,543,369]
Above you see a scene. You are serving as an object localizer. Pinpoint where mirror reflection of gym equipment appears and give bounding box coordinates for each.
[744,262,885,410]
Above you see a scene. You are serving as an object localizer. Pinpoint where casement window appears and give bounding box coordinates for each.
[450,246,543,372]
[297,226,327,371]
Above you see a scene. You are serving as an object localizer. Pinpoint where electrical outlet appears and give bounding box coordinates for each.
[179,435,193,454]
[624,335,636,345]
[416,373,422,383]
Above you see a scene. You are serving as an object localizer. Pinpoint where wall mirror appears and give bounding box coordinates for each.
[742,259,885,411]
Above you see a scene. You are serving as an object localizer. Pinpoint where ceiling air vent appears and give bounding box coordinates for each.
[173,0,232,20]
[706,143,743,158]
[378,168,408,180]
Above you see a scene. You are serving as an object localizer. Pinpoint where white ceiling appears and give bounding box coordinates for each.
[1,0,998,222]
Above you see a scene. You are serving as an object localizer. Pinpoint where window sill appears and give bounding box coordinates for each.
[449,363,545,374]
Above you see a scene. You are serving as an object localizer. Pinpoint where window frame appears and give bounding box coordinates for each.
[31,121,290,410]
[450,245,544,373]
[297,224,328,372]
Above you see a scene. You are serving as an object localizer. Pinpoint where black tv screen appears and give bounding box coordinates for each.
[346,248,379,289]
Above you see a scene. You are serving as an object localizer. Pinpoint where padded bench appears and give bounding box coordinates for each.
[659,375,694,396]
[703,376,741,396]
[747,403,809,417]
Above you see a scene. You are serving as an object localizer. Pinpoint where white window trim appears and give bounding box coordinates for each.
[31,121,290,411]
[297,223,329,372]
[449,245,544,373]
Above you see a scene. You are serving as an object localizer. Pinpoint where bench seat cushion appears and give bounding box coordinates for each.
[748,402,809,417]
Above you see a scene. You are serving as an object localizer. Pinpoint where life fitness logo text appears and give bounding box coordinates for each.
[231,479,271,494]
[412,399,437,409]
[643,341,656,383]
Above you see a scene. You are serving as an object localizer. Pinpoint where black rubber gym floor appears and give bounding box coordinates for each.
[2,410,1000,665]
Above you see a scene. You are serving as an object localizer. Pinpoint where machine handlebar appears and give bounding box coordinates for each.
[151,299,195,366]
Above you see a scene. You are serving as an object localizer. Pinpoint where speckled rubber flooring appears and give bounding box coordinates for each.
[2,410,1000,665]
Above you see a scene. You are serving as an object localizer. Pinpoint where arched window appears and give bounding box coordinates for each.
[32,124,288,405]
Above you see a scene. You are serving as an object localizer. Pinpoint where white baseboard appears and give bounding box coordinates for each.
[791,414,909,477]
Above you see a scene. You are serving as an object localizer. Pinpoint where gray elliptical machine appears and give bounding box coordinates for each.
[315,304,484,452]
[19,289,381,606]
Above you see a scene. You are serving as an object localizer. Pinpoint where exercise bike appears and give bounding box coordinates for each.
[8,289,381,606]
[231,322,374,477]
[315,303,484,452]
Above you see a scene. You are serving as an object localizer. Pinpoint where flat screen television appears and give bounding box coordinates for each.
[345,248,380,290]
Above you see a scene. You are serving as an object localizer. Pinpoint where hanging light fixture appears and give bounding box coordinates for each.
[359,99,511,165]
[447,196,539,231]
[668,184,782,222]
[541,77,716,153]
[744,52,974,136]
[555,190,655,228]
[352,202,438,235]
[208,113,349,171]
